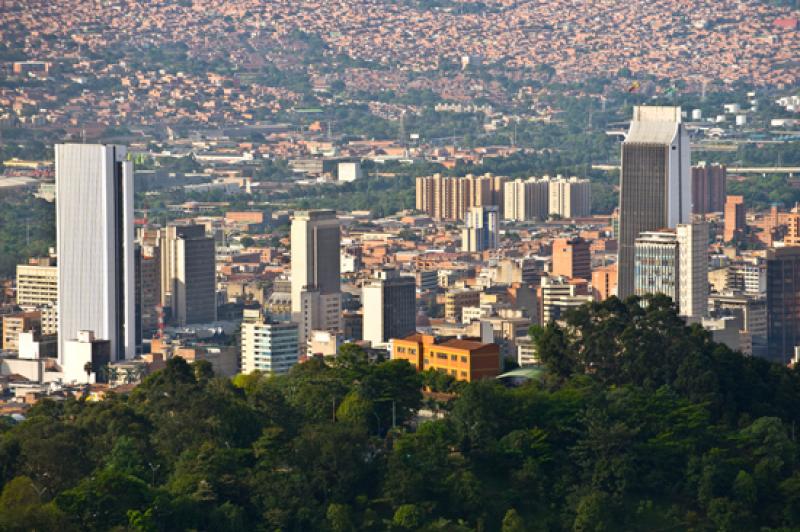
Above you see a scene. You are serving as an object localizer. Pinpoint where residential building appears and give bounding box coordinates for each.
[538,276,592,325]
[547,176,591,218]
[445,288,480,322]
[16,260,57,335]
[56,143,135,363]
[503,178,548,221]
[391,333,500,381]
[462,205,499,252]
[2,311,41,351]
[362,269,416,347]
[617,106,691,298]
[692,162,726,215]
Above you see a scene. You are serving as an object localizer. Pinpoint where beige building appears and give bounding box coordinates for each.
[16,262,58,335]
[445,288,481,322]
[291,211,343,353]
[547,176,591,219]
[416,173,506,221]
[503,178,549,221]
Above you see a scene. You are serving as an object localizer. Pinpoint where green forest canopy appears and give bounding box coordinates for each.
[3,296,800,530]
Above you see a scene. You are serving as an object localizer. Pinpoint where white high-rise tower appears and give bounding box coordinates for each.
[56,143,135,363]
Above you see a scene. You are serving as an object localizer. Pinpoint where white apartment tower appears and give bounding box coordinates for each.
[291,210,342,352]
[56,143,135,362]
[547,176,592,219]
[362,268,416,347]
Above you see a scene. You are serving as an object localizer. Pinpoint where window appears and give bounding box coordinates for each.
[437,353,448,360]
[461,371,467,377]
[397,346,406,354]
[450,370,457,376]
[460,356,467,363]
[450,354,457,361]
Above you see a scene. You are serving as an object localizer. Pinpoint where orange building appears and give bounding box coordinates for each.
[551,237,591,280]
[391,333,500,382]
[723,195,745,242]
[592,264,617,301]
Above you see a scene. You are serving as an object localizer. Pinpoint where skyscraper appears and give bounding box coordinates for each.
[56,143,135,362]
[462,205,499,252]
[159,224,216,326]
[362,268,416,347]
[765,246,800,364]
[291,210,342,352]
[676,222,708,319]
[617,106,691,298]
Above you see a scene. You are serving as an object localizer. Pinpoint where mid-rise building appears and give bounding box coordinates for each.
[291,210,342,353]
[2,311,41,351]
[765,247,800,363]
[692,162,726,215]
[634,223,708,319]
[503,178,548,221]
[551,237,591,280]
[16,260,57,335]
[362,269,416,347]
[617,106,691,298]
[724,195,746,242]
[709,293,767,357]
[538,276,592,324]
[416,173,506,221]
[240,317,299,374]
[445,288,481,322]
[592,264,617,302]
[547,176,591,219]
[462,205,499,252]
[56,143,135,363]
[391,333,500,381]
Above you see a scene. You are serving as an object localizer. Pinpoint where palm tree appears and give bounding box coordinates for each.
[83,361,93,384]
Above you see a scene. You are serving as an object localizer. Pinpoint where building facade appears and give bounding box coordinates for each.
[56,143,135,362]
[547,176,591,219]
[362,269,416,347]
[617,106,691,298]
[551,237,591,280]
[766,247,800,364]
[391,333,500,382]
[462,205,499,252]
[291,210,343,353]
[240,320,299,374]
[16,261,57,335]
[691,162,726,215]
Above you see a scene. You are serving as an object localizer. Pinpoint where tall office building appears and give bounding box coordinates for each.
[503,178,549,221]
[765,246,800,364]
[723,195,746,242]
[617,106,691,298]
[56,143,135,362]
[159,224,216,326]
[634,223,708,319]
[692,162,726,215]
[551,237,591,281]
[362,268,416,347]
[16,258,58,335]
[547,176,592,219]
[462,205,499,252]
[291,210,342,352]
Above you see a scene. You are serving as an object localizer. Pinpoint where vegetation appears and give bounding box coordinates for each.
[0,195,55,278]
[4,297,800,530]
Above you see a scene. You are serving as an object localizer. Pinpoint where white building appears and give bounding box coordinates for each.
[241,320,299,374]
[56,144,135,364]
[546,176,591,219]
[337,161,363,182]
[362,269,416,347]
[503,178,549,221]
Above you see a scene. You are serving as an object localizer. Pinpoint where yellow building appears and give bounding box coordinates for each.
[391,333,500,382]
